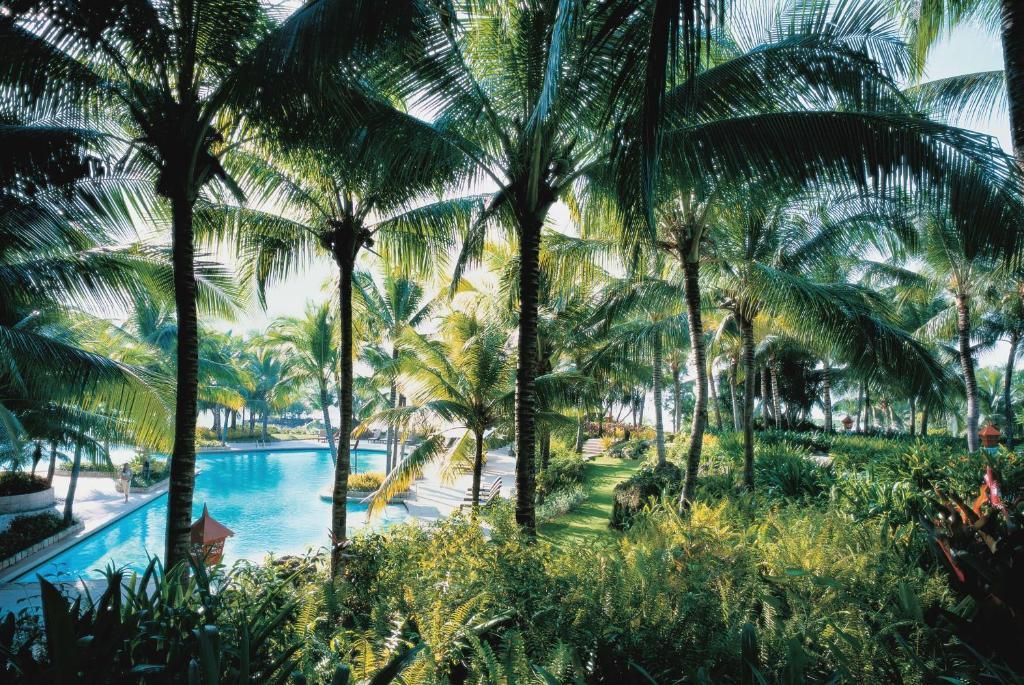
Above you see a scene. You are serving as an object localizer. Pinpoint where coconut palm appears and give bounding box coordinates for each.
[705,187,948,487]
[894,0,1023,171]
[205,118,477,574]
[354,270,437,473]
[575,0,1022,506]
[0,0,432,571]
[367,312,515,515]
[269,302,339,459]
[590,261,689,466]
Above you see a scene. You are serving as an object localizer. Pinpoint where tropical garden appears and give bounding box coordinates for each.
[1,0,1023,682]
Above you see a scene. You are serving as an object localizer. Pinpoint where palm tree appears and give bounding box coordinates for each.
[1,0,427,572]
[591,262,689,466]
[909,211,1004,451]
[208,121,476,575]
[705,187,948,486]
[354,270,436,473]
[269,303,339,460]
[367,312,515,515]
[0,117,179,461]
[894,0,1024,171]
[977,280,1024,447]
[576,0,1023,505]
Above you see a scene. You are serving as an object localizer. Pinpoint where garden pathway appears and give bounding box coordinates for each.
[538,455,642,548]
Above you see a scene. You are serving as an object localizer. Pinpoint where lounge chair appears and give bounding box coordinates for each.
[317,429,327,443]
[461,478,502,507]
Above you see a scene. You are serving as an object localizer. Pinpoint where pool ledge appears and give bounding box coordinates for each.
[0,478,171,584]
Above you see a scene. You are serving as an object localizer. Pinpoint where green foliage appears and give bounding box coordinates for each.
[756,442,834,501]
[608,438,651,460]
[0,512,71,561]
[536,486,588,523]
[610,463,682,529]
[0,472,48,497]
[537,449,587,497]
[0,558,307,684]
[348,472,384,492]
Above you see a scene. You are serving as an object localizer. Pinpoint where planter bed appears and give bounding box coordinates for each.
[0,487,55,515]
[0,516,83,572]
[318,489,411,503]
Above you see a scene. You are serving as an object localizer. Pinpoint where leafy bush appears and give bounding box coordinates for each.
[755,442,833,500]
[537,449,586,496]
[923,467,1024,671]
[0,472,48,497]
[0,512,71,560]
[348,471,384,491]
[608,437,651,460]
[537,485,588,522]
[610,462,681,529]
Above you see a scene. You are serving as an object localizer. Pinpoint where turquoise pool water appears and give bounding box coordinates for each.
[16,448,405,582]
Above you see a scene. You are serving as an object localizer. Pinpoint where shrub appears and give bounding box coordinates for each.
[538,449,586,495]
[0,512,70,560]
[756,442,833,500]
[608,437,651,460]
[348,471,384,491]
[0,472,48,497]
[537,485,588,522]
[610,462,681,529]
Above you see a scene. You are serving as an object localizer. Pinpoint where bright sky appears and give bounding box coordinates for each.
[220,22,1011,343]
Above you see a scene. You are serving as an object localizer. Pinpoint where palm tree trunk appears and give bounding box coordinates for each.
[330,234,358,576]
[729,360,745,430]
[45,440,57,486]
[514,215,543,535]
[540,429,551,470]
[740,316,755,490]
[63,438,82,525]
[956,294,980,451]
[1002,0,1024,171]
[574,406,586,453]
[864,385,873,432]
[855,383,863,432]
[672,367,681,434]
[909,396,917,437]
[320,381,337,460]
[230,411,237,430]
[822,362,833,433]
[761,365,772,426]
[385,391,396,473]
[261,412,269,441]
[1004,331,1019,448]
[729,361,741,431]
[921,403,929,436]
[471,428,484,511]
[165,193,200,573]
[709,368,723,430]
[769,353,782,429]
[652,336,666,465]
[680,252,707,507]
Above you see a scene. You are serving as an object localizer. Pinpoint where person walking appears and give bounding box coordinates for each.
[119,463,132,503]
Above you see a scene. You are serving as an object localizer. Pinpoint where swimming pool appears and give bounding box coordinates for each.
[16,448,406,582]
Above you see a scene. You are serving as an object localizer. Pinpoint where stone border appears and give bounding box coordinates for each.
[0,488,55,515]
[0,521,84,572]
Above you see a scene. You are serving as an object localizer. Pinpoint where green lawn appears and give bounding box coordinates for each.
[539,454,642,548]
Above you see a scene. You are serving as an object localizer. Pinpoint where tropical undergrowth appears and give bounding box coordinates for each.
[3,433,1022,683]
